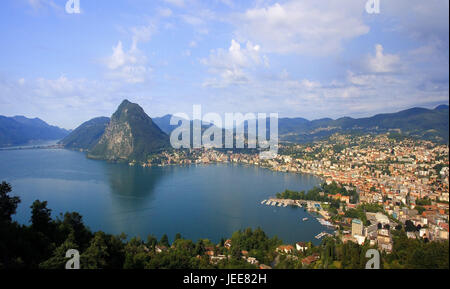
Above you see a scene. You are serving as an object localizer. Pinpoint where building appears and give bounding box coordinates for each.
[276,245,294,254]
[296,242,308,252]
[377,229,393,253]
[224,239,232,249]
[352,219,364,237]
[301,253,320,267]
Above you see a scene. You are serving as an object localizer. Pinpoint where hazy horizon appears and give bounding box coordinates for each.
[1,101,449,131]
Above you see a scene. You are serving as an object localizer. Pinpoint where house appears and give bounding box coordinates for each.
[354,235,366,245]
[276,245,294,254]
[155,245,168,254]
[224,239,232,249]
[301,253,320,267]
[210,255,227,264]
[377,229,393,253]
[406,232,417,239]
[296,242,308,252]
[247,257,259,265]
[341,234,356,244]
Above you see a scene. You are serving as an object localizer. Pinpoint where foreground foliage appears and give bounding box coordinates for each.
[0,182,448,269]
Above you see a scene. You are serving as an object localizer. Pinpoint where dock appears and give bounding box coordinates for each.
[261,198,298,208]
[317,218,336,228]
[315,231,332,240]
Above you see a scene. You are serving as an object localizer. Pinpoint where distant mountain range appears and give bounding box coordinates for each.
[0,115,69,147]
[154,105,449,144]
[277,104,449,144]
[152,114,177,135]
[2,103,448,151]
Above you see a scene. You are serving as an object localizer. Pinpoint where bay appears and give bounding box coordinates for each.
[0,149,331,244]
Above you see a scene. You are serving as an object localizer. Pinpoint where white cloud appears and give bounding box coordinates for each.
[201,39,267,87]
[104,41,150,84]
[103,24,156,84]
[178,9,217,35]
[164,0,185,8]
[130,24,156,50]
[366,44,401,73]
[0,74,117,129]
[235,0,370,55]
[26,0,63,13]
[382,0,449,42]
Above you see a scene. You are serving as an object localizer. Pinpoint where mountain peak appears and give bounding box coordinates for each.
[88,101,170,162]
[118,99,132,107]
[435,104,449,110]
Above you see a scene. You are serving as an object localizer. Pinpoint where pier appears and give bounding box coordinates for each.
[261,198,298,208]
[315,231,332,240]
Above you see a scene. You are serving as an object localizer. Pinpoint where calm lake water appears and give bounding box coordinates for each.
[0,149,331,244]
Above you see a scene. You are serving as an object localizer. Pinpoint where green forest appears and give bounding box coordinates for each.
[0,182,448,269]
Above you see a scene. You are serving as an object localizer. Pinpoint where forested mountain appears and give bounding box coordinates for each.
[59,117,110,151]
[277,105,449,144]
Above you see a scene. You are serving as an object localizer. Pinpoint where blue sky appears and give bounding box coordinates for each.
[0,0,448,129]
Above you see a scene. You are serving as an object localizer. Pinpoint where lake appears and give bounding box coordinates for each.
[0,149,331,244]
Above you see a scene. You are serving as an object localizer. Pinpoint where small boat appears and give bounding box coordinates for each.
[302,218,309,221]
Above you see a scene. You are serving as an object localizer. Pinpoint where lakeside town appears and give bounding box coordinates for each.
[127,132,449,267]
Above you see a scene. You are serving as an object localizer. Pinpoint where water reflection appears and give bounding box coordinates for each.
[105,163,171,237]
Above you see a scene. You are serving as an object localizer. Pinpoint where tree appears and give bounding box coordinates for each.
[405,220,417,232]
[0,182,20,223]
[57,212,92,251]
[147,235,158,251]
[174,233,182,242]
[195,239,205,256]
[39,234,79,269]
[160,234,170,247]
[81,232,110,269]
[30,200,53,235]
[123,237,148,269]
